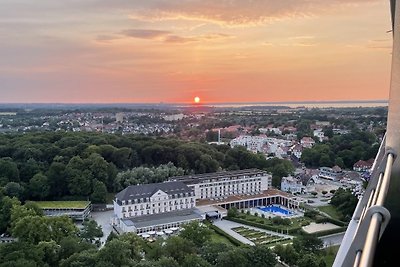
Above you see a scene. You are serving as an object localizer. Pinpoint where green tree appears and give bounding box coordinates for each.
[330,188,358,221]
[60,250,98,267]
[293,235,323,254]
[181,254,211,267]
[4,182,23,198]
[0,157,20,183]
[227,207,238,217]
[0,196,20,233]
[244,246,277,267]
[97,239,136,266]
[90,180,107,203]
[179,221,212,247]
[216,248,247,267]
[155,257,180,267]
[297,253,319,267]
[80,219,103,243]
[163,236,196,264]
[29,173,50,200]
[200,241,231,265]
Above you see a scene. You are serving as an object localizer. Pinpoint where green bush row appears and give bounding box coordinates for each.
[315,216,348,227]
[226,217,301,235]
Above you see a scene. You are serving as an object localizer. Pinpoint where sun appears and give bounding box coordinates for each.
[194,96,200,103]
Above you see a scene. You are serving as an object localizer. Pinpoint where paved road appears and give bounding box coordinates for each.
[91,210,114,246]
[320,232,345,247]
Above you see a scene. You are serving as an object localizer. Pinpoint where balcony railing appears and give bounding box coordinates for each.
[334,1,399,266]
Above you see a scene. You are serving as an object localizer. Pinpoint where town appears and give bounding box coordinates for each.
[0,104,386,266]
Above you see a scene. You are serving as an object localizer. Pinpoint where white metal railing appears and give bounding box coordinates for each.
[333,146,395,267]
[333,1,399,265]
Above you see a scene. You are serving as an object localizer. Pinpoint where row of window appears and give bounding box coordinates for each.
[121,203,195,218]
[122,198,194,212]
[200,182,261,192]
[121,192,194,205]
[198,173,266,183]
[199,177,264,188]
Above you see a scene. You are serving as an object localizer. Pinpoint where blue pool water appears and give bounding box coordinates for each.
[258,205,293,216]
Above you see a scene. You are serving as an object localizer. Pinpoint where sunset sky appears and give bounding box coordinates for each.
[0,0,394,103]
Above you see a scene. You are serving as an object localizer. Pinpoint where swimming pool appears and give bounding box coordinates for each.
[258,205,293,216]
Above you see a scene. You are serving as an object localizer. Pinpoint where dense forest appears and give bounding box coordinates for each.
[0,132,294,203]
[301,130,380,169]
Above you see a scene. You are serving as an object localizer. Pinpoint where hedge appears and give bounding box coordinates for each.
[226,216,301,235]
[315,216,348,227]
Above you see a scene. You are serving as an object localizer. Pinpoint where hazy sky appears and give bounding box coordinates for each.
[0,0,393,103]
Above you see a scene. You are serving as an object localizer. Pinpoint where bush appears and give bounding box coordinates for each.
[304,210,318,219]
[226,217,301,235]
[227,207,238,218]
[254,212,258,217]
[261,214,265,219]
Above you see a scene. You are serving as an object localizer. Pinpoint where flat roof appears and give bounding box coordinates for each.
[122,208,203,229]
[196,189,292,206]
[34,201,91,209]
[169,169,269,185]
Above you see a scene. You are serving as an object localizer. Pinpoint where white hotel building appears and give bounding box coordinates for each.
[112,181,202,233]
[113,169,301,233]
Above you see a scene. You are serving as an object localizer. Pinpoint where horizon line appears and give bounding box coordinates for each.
[0,99,389,106]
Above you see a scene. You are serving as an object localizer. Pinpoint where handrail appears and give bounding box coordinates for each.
[333,150,395,267]
[358,153,394,267]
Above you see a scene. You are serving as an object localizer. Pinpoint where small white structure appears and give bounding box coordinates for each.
[281,176,306,194]
[313,129,325,142]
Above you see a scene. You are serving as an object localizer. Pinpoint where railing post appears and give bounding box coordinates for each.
[375,0,400,265]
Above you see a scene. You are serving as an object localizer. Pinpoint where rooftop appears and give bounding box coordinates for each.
[115,181,192,202]
[121,208,203,229]
[196,189,292,206]
[34,201,91,209]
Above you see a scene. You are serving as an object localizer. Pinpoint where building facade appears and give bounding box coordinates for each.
[170,169,272,200]
[112,181,203,233]
[319,166,343,180]
[281,176,306,194]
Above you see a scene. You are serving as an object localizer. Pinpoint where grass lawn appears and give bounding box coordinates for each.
[34,201,90,209]
[317,205,343,221]
[323,245,340,266]
[209,229,236,246]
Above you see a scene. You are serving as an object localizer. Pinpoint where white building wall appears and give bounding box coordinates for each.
[114,191,195,221]
[191,173,271,200]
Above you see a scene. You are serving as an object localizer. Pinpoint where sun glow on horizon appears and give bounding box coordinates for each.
[194,96,201,104]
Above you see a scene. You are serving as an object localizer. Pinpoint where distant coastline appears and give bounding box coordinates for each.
[0,100,388,110]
